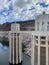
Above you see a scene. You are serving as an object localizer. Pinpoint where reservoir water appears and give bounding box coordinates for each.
[0,42,31,65]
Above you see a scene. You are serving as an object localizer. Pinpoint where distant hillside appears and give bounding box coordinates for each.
[0,20,35,31]
[0,22,11,31]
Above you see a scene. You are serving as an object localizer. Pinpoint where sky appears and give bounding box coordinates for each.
[0,0,49,24]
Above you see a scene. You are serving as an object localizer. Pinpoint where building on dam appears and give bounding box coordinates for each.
[9,11,49,65]
[31,12,49,65]
[9,23,22,65]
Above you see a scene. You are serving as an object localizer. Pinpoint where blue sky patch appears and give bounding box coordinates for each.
[40,2,49,7]
[0,0,49,24]
[29,7,35,11]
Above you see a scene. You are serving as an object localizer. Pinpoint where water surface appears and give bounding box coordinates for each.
[0,43,31,65]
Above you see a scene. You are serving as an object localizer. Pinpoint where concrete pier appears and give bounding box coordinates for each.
[9,23,22,65]
[9,33,22,65]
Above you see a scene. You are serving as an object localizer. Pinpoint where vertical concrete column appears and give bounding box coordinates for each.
[46,36,48,65]
[31,35,34,65]
[20,34,22,63]
[40,22,42,31]
[19,34,22,63]
[13,33,14,64]
[9,33,11,63]
[45,22,47,31]
[38,35,40,65]
[35,21,37,31]
[16,33,18,64]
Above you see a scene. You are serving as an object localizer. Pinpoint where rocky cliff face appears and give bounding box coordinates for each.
[0,22,11,31]
[0,20,35,31]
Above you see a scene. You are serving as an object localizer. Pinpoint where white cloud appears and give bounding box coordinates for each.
[0,5,3,10]
[0,0,49,23]
[24,0,28,2]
